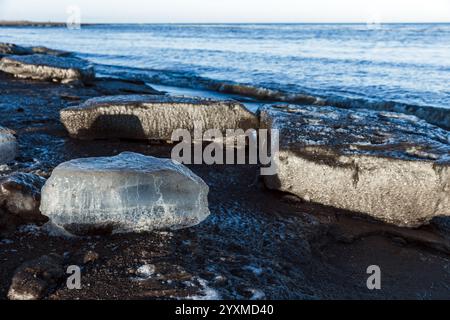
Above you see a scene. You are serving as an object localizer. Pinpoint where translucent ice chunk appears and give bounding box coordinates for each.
[40,152,210,234]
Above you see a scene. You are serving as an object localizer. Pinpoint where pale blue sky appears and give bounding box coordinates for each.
[1,0,449,23]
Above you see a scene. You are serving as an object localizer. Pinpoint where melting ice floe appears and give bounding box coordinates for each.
[40,152,210,235]
[261,104,450,227]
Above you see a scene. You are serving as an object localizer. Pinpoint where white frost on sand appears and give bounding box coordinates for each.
[188,278,221,300]
[244,265,263,276]
[131,264,156,281]
[248,289,266,300]
[16,222,75,239]
[17,224,42,236]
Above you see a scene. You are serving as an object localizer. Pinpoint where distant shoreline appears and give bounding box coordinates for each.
[0,21,97,27]
[1,20,449,27]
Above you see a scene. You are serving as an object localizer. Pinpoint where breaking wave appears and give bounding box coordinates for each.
[94,63,450,130]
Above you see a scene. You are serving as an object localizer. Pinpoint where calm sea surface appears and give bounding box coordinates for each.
[1,23,449,111]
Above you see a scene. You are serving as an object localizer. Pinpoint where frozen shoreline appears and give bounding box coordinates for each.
[0,42,450,300]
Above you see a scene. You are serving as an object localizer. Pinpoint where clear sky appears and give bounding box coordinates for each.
[0,0,449,23]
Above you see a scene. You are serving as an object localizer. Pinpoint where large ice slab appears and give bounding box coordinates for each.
[40,152,210,234]
[0,54,95,84]
[0,42,71,57]
[0,43,32,55]
[261,104,450,227]
[0,126,18,164]
[60,94,259,141]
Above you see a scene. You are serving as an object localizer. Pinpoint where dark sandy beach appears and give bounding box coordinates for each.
[1,67,450,300]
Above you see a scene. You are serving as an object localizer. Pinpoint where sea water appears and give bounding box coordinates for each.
[1,23,449,115]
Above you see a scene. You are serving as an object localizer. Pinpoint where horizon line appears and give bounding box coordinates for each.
[1,20,450,25]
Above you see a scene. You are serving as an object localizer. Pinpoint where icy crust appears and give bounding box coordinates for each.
[0,42,71,57]
[40,152,210,234]
[0,126,18,164]
[0,54,95,83]
[28,46,72,57]
[260,104,450,163]
[60,94,259,141]
[261,104,450,227]
[72,94,236,107]
[0,43,32,55]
